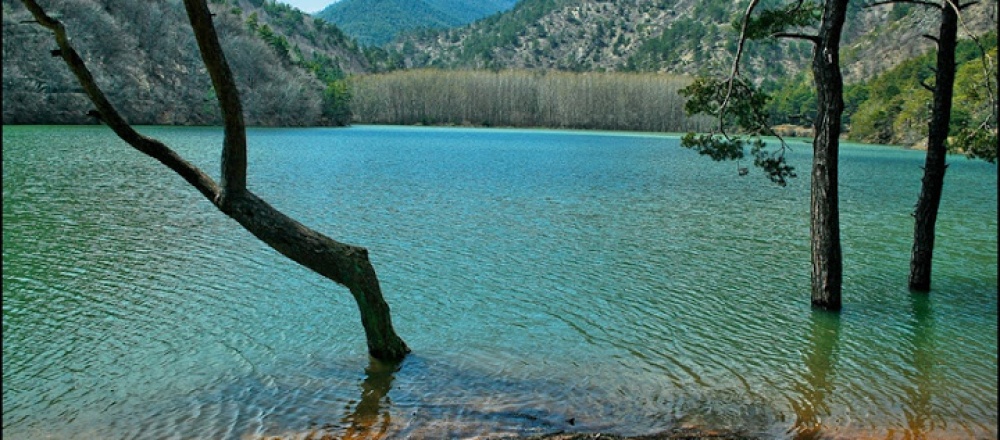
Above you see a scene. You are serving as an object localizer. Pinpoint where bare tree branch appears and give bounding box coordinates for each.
[719,0,765,122]
[865,0,943,9]
[948,0,997,113]
[20,0,410,361]
[773,32,822,42]
[19,0,222,204]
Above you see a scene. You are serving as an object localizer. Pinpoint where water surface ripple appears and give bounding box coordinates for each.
[3,125,996,439]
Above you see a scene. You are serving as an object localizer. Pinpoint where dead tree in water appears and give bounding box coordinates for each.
[20,0,410,361]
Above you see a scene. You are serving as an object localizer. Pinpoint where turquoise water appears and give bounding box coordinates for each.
[3,125,996,439]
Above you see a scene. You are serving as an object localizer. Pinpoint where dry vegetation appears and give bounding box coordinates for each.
[350,69,714,132]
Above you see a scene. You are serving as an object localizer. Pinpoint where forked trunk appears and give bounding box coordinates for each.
[22,0,409,361]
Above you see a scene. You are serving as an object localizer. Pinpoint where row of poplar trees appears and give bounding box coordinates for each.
[350,69,715,133]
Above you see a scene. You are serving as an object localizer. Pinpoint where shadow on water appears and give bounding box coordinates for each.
[790,309,841,439]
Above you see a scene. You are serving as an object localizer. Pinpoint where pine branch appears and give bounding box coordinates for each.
[720,0,766,124]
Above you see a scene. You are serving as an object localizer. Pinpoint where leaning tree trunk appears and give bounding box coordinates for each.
[909,0,959,292]
[809,0,848,311]
[21,0,409,361]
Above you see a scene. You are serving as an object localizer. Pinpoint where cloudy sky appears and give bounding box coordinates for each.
[276,0,336,14]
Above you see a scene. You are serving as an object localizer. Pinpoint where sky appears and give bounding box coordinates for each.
[275,0,337,14]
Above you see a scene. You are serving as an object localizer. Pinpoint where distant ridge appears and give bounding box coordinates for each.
[315,0,517,46]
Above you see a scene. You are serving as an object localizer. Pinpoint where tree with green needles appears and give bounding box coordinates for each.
[680,0,847,310]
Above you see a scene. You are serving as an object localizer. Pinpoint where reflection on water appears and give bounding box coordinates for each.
[903,293,937,437]
[791,310,841,439]
[341,358,397,439]
[2,126,996,439]
[791,295,959,440]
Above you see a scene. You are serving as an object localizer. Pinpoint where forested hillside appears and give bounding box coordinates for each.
[843,33,998,146]
[2,0,366,126]
[316,0,516,46]
[4,0,996,144]
[378,0,996,144]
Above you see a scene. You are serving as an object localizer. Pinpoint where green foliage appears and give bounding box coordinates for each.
[753,147,797,185]
[949,45,998,162]
[764,72,816,124]
[763,31,997,150]
[843,32,997,147]
[680,133,748,161]
[323,80,353,125]
[849,100,897,143]
[680,76,795,186]
[629,19,717,71]
[681,76,772,135]
[305,52,346,83]
[246,11,259,32]
[742,1,821,40]
[257,24,292,62]
[953,128,998,163]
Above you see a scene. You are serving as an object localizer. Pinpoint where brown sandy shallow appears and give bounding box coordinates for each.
[507,427,757,439]
[263,427,757,440]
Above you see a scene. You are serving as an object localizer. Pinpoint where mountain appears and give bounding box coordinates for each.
[2,0,369,126]
[4,0,995,132]
[315,0,517,46]
[390,0,997,82]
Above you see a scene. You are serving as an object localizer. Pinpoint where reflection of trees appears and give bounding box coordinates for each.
[792,310,841,439]
[340,358,399,440]
[903,294,936,437]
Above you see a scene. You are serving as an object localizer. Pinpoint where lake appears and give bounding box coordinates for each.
[2,125,996,439]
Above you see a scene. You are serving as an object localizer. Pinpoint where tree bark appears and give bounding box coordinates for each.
[909,0,958,292]
[21,0,409,361]
[809,0,848,311]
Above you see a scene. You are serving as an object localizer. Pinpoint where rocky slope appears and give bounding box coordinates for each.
[2,0,368,126]
[390,0,997,83]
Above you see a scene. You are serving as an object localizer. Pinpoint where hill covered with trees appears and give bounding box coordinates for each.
[3,0,996,144]
[388,0,995,83]
[378,0,995,144]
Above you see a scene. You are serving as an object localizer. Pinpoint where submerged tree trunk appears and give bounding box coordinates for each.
[220,192,409,360]
[22,0,409,361]
[909,0,959,292]
[809,0,848,311]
